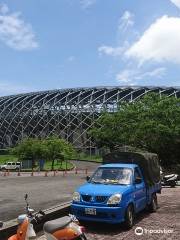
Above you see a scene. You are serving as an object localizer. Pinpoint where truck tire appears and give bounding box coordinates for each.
[148,194,158,212]
[79,233,87,240]
[170,181,176,188]
[0,221,3,228]
[123,204,134,229]
[75,234,87,240]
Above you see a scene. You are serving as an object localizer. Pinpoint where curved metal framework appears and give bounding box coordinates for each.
[0,86,179,150]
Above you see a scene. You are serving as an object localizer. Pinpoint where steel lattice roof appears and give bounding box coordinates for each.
[0,86,179,149]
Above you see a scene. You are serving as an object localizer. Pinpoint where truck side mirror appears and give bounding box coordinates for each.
[135,177,142,184]
[86,176,90,182]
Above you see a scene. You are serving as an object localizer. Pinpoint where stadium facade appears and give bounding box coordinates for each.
[0,86,179,151]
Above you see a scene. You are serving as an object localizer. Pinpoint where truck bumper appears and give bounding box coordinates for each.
[71,203,125,224]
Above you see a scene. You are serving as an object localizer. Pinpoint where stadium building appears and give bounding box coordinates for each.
[0,86,179,152]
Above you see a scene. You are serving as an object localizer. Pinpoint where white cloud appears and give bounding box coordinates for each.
[0,4,38,50]
[98,11,134,57]
[126,15,180,65]
[116,67,166,85]
[118,11,134,32]
[80,0,96,9]
[0,3,9,14]
[0,81,31,96]
[170,0,180,9]
[98,45,124,57]
[135,67,166,80]
[67,56,75,62]
[98,41,129,57]
[116,69,137,84]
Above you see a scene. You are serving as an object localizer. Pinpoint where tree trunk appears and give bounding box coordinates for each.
[51,159,55,171]
[32,158,35,170]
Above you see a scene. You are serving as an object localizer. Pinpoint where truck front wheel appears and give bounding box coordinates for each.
[123,204,134,229]
[148,194,158,212]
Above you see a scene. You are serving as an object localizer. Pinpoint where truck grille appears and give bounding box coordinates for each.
[81,195,92,202]
[81,195,107,203]
[95,196,108,203]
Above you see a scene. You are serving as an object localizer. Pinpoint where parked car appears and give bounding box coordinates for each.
[0,161,21,171]
[71,151,161,228]
[161,173,179,187]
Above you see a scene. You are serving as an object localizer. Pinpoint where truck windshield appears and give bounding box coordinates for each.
[90,167,132,185]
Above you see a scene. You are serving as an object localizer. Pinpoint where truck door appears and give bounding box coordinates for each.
[134,167,146,212]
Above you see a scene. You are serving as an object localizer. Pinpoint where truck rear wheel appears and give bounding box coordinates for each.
[76,233,87,240]
[170,181,176,187]
[123,204,134,229]
[148,194,158,212]
[80,233,88,240]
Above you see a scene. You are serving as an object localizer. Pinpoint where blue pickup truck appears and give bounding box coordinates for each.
[71,152,161,228]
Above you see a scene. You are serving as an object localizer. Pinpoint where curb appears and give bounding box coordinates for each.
[0,202,71,240]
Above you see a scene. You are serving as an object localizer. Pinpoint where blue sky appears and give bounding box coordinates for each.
[0,0,180,96]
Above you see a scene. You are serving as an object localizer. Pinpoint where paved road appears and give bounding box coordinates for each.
[0,161,99,222]
[70,160,100,172]
[38,187,180,240]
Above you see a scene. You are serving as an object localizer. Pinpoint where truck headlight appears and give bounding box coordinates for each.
[73,192,81,202]
[107,193,122,205]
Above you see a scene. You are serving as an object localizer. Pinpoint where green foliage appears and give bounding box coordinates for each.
[90,93,180,166]
[0,155,18,164]
[43,160,73,171]
[41,136,76,170]
[0,149,10,155]
[12,136,76,170]
[11,138,42,162]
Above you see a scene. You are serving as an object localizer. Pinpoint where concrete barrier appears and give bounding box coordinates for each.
[0,202,71,240]
[74,168,88,175]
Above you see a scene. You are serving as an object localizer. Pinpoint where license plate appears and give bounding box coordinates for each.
[85,208,96,215]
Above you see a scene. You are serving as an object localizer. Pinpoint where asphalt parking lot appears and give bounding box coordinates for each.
[0,173,85,222]
[0,161,100,222]
[1,161,180,240]
[38,187,180,240]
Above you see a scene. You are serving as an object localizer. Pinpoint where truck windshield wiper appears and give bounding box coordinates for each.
[91,180,102,184]
[102,181,128,185]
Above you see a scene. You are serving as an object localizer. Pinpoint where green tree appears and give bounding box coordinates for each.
[42,136,75,170]
[90,93,180,166]
[12,136,76,170]
[12,138,43,169]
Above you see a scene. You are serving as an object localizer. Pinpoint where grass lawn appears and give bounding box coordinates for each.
[0,151,103,170]
[0,155,73,171]
[43,160,73,171]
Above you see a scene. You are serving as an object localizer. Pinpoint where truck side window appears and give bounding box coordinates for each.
[134,168,142,184]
